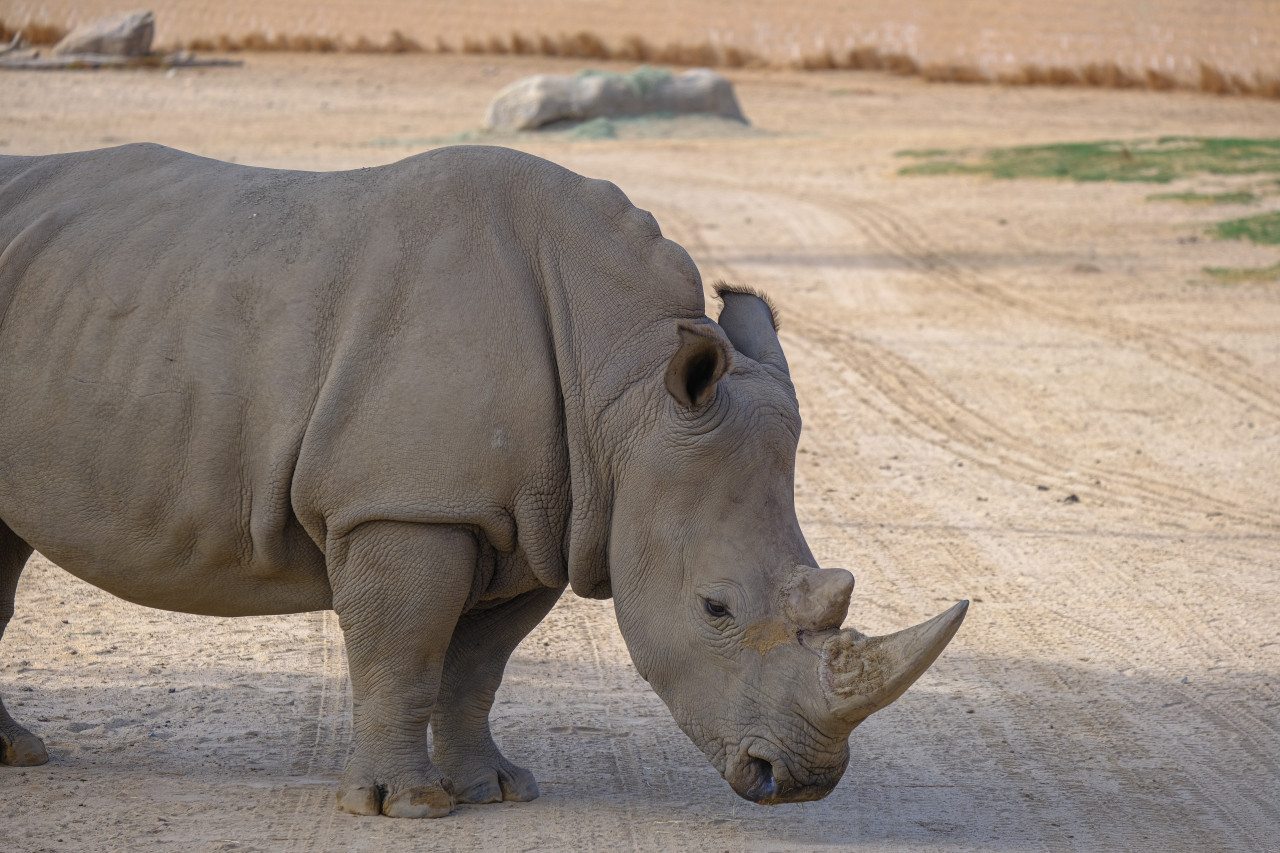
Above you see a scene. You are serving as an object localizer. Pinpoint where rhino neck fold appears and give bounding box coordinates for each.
[521,165,707,600]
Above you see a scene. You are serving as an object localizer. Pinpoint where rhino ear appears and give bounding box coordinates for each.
[715,283,789,376]
[665,320,733,408]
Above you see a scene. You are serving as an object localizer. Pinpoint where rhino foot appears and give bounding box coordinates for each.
[1,729,49,766]
[0,711,49,767]
[336,771,456,819]
[335,785,382,816]
[443,755,540,804]
[382,782,455,818]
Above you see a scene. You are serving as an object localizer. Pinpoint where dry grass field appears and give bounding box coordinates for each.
[1,4,1279,852]
[3,0,1280,88]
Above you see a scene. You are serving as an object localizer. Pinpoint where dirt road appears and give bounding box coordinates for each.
[1,54,1278,851]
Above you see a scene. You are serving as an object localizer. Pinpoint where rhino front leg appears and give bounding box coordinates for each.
[327,521,475,818]
[432,585,563,804]
[0,521,48,767]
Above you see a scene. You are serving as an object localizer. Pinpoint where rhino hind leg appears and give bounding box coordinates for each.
[0,521,48,767]
[328,521,479,818]
[432,585,563,804]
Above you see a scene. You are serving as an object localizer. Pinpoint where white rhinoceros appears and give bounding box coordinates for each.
[0,144,966,817]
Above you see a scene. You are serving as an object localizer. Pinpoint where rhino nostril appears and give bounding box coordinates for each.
[746,756,776,802]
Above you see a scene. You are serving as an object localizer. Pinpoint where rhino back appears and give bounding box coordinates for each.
[0,144,570,615]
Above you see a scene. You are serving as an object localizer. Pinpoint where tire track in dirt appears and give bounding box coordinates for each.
[945,513,1276,848]
[550,599,764,853]
[1033,627,1272,850]
[809,187,1280,519]
[790,315,1275,529]
[520,601,657,853]
[1037,602,1280,829]
[819,191,1280,519]
[788,443,1148,848]
[827,193,1280,422]
[789,323,1280,827]
[281,609,350,852]
[644,185,1276,532]
[971,553,1280,850]
[1040,575,1280,767]
[793,421,1279,850]
[575,613,651,853]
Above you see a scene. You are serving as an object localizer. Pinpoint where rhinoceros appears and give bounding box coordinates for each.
[0,143,966,817]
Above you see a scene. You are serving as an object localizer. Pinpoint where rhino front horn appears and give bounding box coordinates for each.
[820,600,968,725]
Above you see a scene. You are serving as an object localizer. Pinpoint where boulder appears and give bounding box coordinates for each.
[485,67,748,131]
[50,10,155,58]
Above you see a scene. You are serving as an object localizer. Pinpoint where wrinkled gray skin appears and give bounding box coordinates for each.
[0,144,965,817]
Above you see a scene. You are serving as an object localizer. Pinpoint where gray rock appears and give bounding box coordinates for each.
[51,10,154,58]
[485,67,748,131]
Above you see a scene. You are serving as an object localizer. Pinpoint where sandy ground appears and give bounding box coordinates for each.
[1,53,1279,851]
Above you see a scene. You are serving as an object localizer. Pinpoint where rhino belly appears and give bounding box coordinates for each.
[0,368,332,615]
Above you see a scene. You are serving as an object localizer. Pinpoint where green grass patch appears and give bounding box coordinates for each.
[564,117,619,140]
[1147,190,1258,205]
[1202,262,1280,283]
[897,137,1280,183]
[1204,211,1280,283]
[1208,211,1280,245]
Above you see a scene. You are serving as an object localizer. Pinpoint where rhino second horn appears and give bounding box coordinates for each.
[784,567,854,631]
[820,600,968,725]
[716,286,789,375]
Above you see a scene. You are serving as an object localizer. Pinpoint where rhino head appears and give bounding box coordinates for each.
[599,285,967,804]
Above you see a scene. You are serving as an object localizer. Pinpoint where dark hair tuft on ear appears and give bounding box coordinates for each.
[712,280,780,331]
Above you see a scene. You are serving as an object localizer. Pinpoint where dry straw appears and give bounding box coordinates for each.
[2,18,1277,99]
[0,20,66,45]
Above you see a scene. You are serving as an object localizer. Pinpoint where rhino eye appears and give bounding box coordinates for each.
[702,598,731,619]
